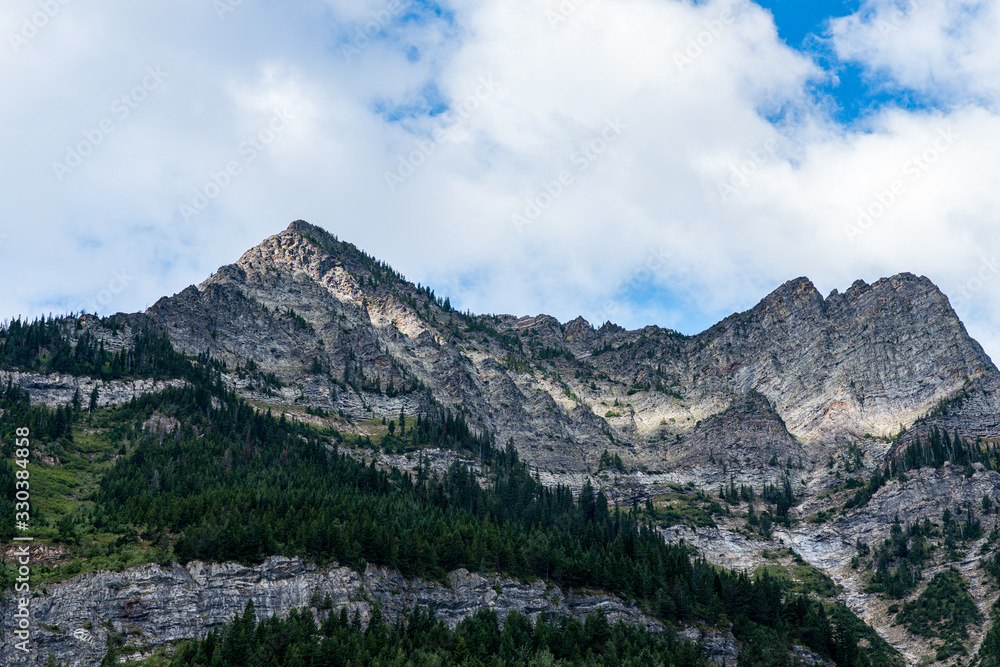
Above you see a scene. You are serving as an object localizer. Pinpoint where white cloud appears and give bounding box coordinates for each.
[2,0,1000,364]
[830,0,1000,109]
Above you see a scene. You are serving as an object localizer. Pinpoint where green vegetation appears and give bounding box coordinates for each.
[5,377,901,665]
[976,600,1000,667]
[113,591,898,667]
[860,516,932,599]
[340,346,425,397]
[234,358,286,395]
[598,449,625,472]
[717,477,796,539]
[809,509,833,524]
[0,315,200,381]
[982,539,1000,585]
[118,603,712,667]
[896,568,982,660]
[280,308,312,332]
[791,564,840,598]
[645,492,723,530]
[0,381,131,543]
[720,477,795,519]
[463,317,523,356]
[534,345,574,362]
[754,560,840,599]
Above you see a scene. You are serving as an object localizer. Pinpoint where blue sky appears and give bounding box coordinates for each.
[756,0,859,45]
[2,0,1000,359]
[757,0,947,124]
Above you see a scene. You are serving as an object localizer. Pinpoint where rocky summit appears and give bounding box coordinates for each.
[3,220,1000,666]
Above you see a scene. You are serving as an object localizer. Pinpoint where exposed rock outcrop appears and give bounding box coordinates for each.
[0,557,661,666]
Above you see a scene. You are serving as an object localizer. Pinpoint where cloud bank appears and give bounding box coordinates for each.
[2,0,999,360]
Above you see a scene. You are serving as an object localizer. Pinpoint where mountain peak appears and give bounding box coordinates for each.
[746,276,824,321]
[286,219,325,235]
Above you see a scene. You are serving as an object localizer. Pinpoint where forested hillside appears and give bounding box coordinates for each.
[1,314,901,666]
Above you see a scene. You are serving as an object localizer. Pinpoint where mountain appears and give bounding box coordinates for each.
[146,221,1000,488]
[3,220,1000,666]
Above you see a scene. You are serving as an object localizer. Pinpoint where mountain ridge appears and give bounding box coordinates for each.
[146,220,1000,452]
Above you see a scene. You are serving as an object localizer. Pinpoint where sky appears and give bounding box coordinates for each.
[2,0,1000,361]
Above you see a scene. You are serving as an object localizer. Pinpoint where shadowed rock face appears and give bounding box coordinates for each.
[661,391,806,488]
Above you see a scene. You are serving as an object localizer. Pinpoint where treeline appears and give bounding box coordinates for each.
[386,407,493,455]
[338,347,424,398]
[0,380,77,443]
[982,533,1000,585]
[81,379,899,665]
[115,597,897,667]
[0,342,222,542]
[0,314,220,383]
[897,427,997,471]
[598,449,625,472]
[463,317,523,356]
[119,602,711,667]
[718,477,797,538]
[846,427,1000,510]
[719,478,795,514]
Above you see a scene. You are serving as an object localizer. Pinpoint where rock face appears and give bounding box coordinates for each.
[0,370,186,410]
[691,276,995,443]
[0,557,661,666]
[663,391,805,488]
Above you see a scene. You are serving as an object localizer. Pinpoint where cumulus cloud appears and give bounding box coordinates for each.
[829,0,1000,109]
[1,0,999,362]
